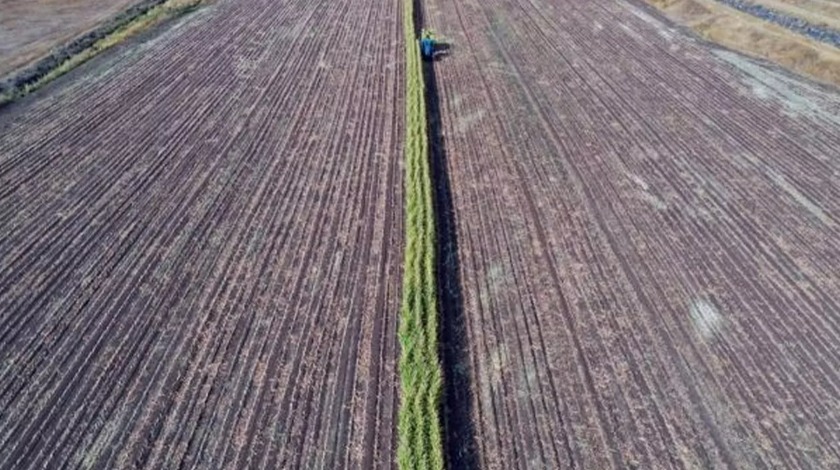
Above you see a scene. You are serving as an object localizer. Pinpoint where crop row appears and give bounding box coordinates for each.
[0,0,406,467]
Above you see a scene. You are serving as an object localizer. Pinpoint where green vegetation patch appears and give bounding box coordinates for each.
[397,0,445,468]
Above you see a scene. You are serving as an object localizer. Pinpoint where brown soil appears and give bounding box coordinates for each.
[0,0,404,466]
[0,0,142,76]
[645,0,840,88]
[424,0,840,467]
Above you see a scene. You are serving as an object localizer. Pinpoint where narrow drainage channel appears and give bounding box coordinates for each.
[412,0,480,467]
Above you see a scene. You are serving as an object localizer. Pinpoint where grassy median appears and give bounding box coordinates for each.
[397,0,445,468]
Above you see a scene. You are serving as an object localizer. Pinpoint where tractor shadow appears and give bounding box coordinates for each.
[425,59,479,470]
[418,21,478,470]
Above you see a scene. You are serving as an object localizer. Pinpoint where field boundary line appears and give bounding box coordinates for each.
[397,0,445,466]
[0,0,204,108]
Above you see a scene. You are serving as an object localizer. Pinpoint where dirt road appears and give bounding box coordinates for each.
[0,0,404,467]
[423,0,840,467]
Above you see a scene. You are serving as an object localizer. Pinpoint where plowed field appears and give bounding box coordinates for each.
[423,0,840,467]
[3,0,840,466]
[0,0,404,467]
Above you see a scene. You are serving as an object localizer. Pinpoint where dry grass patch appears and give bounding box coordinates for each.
[645,0,840,87]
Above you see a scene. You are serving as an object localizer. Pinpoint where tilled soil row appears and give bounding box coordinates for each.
[0,0,405,467]
[422,0,840,467]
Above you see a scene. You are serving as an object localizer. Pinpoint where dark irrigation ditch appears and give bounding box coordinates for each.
[412,0,479,467]
[715,0,840,48]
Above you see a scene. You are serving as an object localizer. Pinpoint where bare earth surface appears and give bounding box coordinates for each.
[0,0,140,76]
[0,0,404,467]
[424,0,840,467]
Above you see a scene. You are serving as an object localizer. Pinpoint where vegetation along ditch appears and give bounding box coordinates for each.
[397,0,445,467]
[398,0,481,465]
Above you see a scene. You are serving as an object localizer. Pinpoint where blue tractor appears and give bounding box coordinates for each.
[420,29,449,61]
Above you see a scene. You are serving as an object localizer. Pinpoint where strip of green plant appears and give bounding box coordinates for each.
[397,0,444,468]
[0,0,201,107]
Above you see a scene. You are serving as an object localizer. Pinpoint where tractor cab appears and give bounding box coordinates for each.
[420,28,447,61]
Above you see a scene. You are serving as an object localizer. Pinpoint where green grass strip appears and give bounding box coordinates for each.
[397,0,445,468]
[0,0,201,107]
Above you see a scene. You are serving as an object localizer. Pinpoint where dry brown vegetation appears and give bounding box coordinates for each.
[645,0,840,87]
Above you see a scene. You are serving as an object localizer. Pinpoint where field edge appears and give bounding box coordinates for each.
[0,0,203,108]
